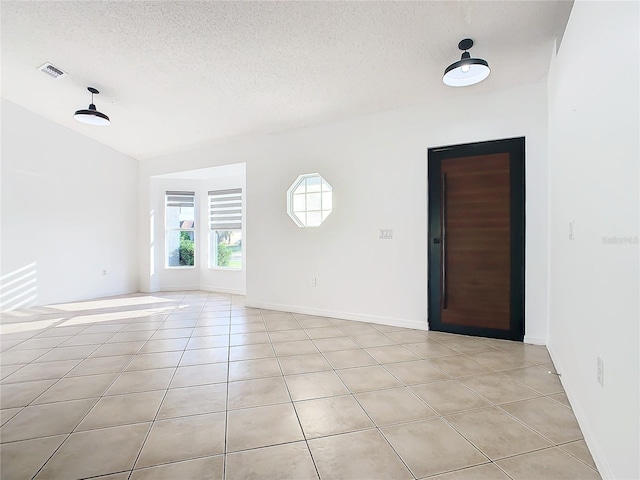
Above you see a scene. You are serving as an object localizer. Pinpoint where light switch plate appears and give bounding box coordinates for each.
[379,229,393,239]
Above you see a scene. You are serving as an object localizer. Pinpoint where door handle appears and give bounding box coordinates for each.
[441,173,448,310]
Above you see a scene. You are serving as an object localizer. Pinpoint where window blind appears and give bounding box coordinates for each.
[166,191,195,208]
[209,188,242,230]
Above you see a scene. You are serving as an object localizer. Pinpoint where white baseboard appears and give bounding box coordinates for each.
[244,300,427,331]
[100,288,140,298]
[152,286,245,296]
[547,346,613,480]
[523,335,547,345]
[155,285,202,292]
[200,285,246,296]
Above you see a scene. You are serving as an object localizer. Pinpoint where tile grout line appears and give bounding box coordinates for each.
[222,295,233,480]
[347,393,419,479]
[438,408,564,474]
[1,308,174,425]
[363,340,498,478]
[25,307,177,480]
[23,323,157,408]
[265,312,324,480]
[374,350,562,479]
[124,298,206,480]
[556,442,600,472]
[307,323,420,479]
[2,292,592,479]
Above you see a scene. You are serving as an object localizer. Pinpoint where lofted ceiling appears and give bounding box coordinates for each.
[1,1,573,160]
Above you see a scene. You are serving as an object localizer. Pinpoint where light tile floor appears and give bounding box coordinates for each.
[0,291,601,480]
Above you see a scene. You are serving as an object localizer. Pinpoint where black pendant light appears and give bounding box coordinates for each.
[74,87,111,126]
[443,39,490,87]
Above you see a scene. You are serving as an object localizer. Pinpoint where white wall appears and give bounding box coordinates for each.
[1,99,139,309]
[139,81,550,339]
[547,1,639,479]
[148,171,246,295]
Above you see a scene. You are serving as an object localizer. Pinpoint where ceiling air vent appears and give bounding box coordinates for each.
[38,63,67,79]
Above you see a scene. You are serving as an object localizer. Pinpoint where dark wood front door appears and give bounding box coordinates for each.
[428,138,525,341]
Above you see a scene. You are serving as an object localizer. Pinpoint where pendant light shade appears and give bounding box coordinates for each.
[74,87,110,126]
[443,39,490,87]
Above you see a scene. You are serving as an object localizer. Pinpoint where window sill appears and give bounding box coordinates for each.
[209,267,242,272]
[165,266,196,270]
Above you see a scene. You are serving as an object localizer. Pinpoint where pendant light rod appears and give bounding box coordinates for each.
[88,86,98,105]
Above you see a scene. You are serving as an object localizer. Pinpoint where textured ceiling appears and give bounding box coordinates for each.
[1,1,573,160]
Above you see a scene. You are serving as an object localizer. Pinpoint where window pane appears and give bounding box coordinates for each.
[293,194,306,212]
[293,211,306,226]
[306,211,322,226]
[212,230,242,269]
[322,192,332,210]
[306,176,322,192]
[167,205,195,229]
[307,192,321,211]
[166,230,195,267]
[293,182,306,194]
[166,205,181,229]
[321,179,332,192]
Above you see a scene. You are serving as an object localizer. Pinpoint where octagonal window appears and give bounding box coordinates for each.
[287,173,333,227]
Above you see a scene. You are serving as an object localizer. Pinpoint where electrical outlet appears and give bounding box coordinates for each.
[597,357,604,386]
[311,277,317,287]
[101,269,107,276]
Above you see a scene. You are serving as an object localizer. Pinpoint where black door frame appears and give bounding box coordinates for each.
[427,137,526,341]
